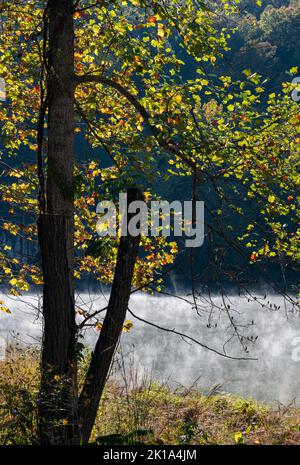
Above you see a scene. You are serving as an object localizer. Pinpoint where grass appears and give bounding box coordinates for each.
[1,347,300,445]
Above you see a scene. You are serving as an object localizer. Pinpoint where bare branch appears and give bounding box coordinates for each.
[127,307,257,361]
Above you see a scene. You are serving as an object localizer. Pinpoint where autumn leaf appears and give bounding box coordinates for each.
[148,16,157,24]
[268,195,276,204]
[123,320,134,333]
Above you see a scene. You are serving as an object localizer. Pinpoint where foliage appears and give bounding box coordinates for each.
[0,0,235,300]
[0,1,299,313]
[0,348,39,445]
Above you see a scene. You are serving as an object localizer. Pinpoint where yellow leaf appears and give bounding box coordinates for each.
[95,322,103,331]
[0,305,11,314]
[157,24,165,38]
[268,195,276,203]
[174,94,182,104]
[123,320,134,332]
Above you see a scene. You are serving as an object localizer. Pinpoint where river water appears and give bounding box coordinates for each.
[0,291,300,406]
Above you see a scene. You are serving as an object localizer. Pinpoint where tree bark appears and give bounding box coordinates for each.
[79,188,143,444]
[38,0,78,445]
[37,0,143,445]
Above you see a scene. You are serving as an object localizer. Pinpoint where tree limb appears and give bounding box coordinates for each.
[74,74,198,171]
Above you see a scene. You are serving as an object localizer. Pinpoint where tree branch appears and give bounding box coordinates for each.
[74,74,198,171]
[127,307,257,361]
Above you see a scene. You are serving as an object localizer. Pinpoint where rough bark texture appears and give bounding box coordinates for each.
[79,188,143,444]
[38,0,77,445]
[37,0,142,445]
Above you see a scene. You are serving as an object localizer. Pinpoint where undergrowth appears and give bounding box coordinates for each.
[1,348,300,445]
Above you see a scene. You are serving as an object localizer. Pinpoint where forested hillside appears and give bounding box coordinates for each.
[227,0,300,83]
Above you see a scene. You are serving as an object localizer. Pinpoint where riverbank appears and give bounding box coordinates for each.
[1,348,300,445]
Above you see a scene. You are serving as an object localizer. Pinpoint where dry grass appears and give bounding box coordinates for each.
[0,346,39,444]
[1,348,300,445]
[93,380,300,445]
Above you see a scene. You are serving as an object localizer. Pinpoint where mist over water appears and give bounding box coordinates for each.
[1,292,300,406]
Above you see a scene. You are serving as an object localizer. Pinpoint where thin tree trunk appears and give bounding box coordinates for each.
[38,0,78,445]
[79,188,143,444]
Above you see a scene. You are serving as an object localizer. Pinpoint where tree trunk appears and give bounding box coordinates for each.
[79,188,143,444]
[38,0,77,445]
